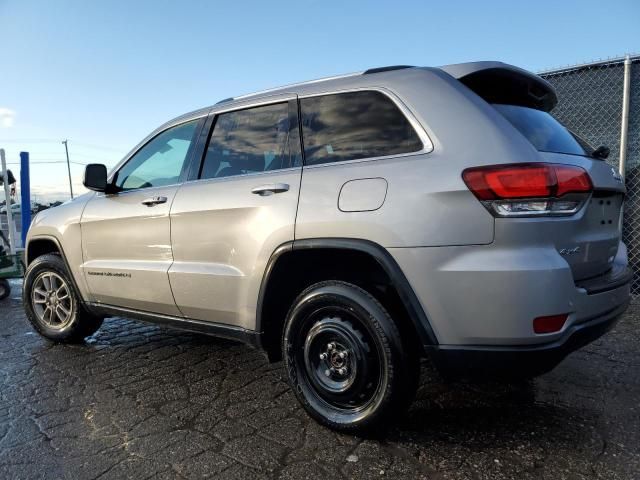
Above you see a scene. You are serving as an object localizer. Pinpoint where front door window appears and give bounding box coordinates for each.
[115,120,199,191]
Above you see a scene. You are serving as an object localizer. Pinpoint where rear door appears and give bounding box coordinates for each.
[168,95,302,329]
[81,118,203,315]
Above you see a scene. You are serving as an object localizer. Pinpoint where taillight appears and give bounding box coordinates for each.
[462,163,592,217]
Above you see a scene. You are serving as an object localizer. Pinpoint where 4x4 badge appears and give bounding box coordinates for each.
[559,246,581,256]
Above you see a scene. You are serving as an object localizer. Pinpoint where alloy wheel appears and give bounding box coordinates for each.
[31,271,74,329]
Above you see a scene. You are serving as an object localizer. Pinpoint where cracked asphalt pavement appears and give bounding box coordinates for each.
[1,280,639,479]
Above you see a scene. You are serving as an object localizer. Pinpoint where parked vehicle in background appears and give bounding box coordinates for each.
[31,202,63,215]
[22,62,632,432]
[0,203,20,214]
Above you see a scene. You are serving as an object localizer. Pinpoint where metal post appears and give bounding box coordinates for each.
[20,152,31,248]
[0,149,16,254]
[62,139,74,199]
[619,55,632,182]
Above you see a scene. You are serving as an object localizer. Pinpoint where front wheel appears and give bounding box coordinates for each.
[283,281,418,433]
[23,254,103,342]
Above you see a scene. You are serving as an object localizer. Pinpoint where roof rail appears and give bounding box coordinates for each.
[363,65,414,75]
[230,71,363,103]
[212,66,413,106]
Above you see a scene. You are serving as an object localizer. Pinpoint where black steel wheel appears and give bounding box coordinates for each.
[283,280,418,433]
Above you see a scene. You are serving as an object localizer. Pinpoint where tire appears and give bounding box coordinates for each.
[283,280,419,434]
[0,278,10,300]
[23,254,103,343]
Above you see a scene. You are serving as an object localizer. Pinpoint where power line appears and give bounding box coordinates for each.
[0,138,59,143]
[6,161,68,165]
[6,160,96,166]
[73,152,121,159]
[7,151,118,159]
[0,138,128,152]
[70,141,127,152]
[6,152,66,156]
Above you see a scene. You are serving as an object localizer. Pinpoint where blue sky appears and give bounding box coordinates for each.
[0,0,638,202]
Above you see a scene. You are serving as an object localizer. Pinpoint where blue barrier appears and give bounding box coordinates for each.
[20,152,30,248]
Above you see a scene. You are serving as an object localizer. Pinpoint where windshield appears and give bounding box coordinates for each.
[493,104,592,157]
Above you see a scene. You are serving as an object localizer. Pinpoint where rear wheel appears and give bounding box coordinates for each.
[0,279,10,300]
[23,254,103,342]
[283,280,418,433]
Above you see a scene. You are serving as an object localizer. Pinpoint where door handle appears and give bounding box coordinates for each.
[141,196,168,206]
[251,183,290,196]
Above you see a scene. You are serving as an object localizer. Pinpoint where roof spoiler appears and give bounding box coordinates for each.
[439,61,558,111]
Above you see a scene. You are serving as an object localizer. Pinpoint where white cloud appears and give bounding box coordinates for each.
[0,108,15,128]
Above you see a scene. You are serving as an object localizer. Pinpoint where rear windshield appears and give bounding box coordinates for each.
[493,104,591,157]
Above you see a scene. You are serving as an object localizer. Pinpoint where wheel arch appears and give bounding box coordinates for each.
[25,235,89,307]
[26,236,63,265]
[256,238,438,361]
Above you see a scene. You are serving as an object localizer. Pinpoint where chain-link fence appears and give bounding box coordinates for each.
[539,55,640,299]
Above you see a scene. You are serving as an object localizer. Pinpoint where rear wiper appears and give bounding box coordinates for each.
[591,145,610,160]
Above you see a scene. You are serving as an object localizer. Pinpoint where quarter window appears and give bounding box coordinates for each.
[200,102,301,180]
[492,104,592,157]
[300,91,422,165]
[115,120,199,191]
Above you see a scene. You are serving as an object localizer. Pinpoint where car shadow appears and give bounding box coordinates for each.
[386,360,596,451]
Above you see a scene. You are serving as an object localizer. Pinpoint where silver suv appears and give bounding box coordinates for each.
[23,62,632,432]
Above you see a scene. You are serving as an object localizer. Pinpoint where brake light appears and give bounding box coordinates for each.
[462,163,592,217]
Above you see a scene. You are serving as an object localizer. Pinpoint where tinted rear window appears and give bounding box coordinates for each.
[493,104,590,157]
[200,102,301,180]
[300,91,422,165]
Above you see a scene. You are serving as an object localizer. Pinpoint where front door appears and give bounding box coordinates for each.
[169,96,302,329]
[81,118,202,315]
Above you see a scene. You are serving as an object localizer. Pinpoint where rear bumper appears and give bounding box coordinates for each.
[426,300,629,378]
[575,263,634,294]
[389,241,632,348]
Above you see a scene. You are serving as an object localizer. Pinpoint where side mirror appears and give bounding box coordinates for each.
[83,164,108,192]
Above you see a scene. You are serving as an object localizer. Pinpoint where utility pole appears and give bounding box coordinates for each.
[62,139,74,199]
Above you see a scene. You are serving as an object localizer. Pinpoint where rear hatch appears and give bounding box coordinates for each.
[493,104,625,281]
[444,62,626,281]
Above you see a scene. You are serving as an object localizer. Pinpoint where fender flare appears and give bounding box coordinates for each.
[256,238,439,348]
[26,235,89,306]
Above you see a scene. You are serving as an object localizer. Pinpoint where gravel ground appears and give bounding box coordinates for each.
[1,280,638,480]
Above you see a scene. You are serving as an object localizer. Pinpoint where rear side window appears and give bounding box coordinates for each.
[493,104,591,157]
[300,91,422,165]
[200,102,301,180]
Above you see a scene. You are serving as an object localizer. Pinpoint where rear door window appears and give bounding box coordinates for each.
[300,91,423,165]
[200,102,301,180]
[493,104,591,157]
